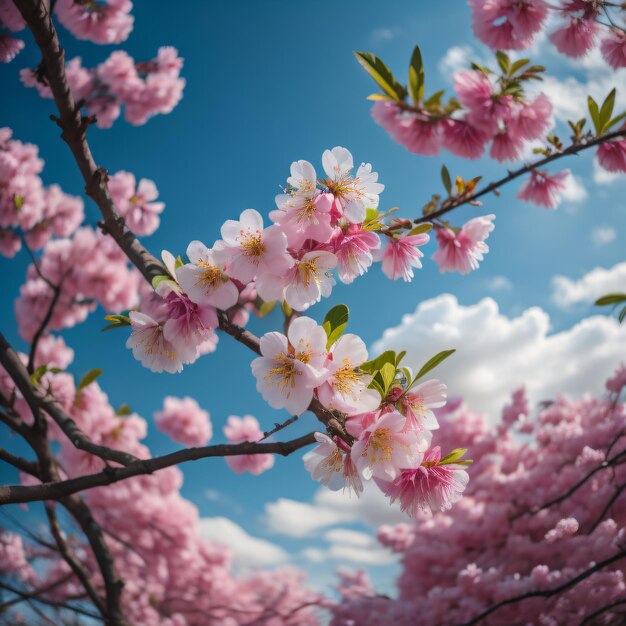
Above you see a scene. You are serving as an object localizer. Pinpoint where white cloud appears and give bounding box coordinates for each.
[264,484,408,539]
[561,173,587,203]
[372,294,626,418]
[198,517,288,568]
[593,159,623,184]
[370,27,399,43]
[303,529,398,566]
[438,45,475,81]
[485,275,513,292]
[552,262,626,309]
[591,226,617,246]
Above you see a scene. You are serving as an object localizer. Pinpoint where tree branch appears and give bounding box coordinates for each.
[414,128,626,225]
[0,433,316,505]
[0,447,39,477]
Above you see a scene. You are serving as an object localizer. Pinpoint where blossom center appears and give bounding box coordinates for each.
[264,353,301,394]
[239,230,265,257]
[298,258,320,287]
[366,428,393,464]
[196,261,224,288]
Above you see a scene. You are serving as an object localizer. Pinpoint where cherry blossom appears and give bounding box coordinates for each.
[397,379,447,432]
[126,311,183,374]
[380,232,430,282]
[223,415,275,475]
[517,168,570,208]
[153,396,212,447]
[251,316,327,415]
[54,0,134,44]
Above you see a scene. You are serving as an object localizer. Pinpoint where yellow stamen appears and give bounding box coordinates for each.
[264,352,301,395]
[196,261,225,289]
[239,230,265,257]
[365,428,393,464]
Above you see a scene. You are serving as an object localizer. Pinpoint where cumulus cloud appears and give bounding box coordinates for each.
[561,173,587,203]
[485,276,513,292]
[264,484,408,538]
[591,226,617,246]
[552,262,626,309]
[593,159,623,184]
[198,517,288,568]
[372,294,626,418]
[438,45,475,80]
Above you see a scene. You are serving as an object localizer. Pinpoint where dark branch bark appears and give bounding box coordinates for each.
[0,447,39,476]
[414,128,626,225]
[0,433,316,505]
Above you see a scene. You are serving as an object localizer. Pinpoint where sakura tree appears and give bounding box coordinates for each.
[0,0,625,625]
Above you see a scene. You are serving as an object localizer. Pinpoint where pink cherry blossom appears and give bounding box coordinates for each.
[322,147,384,223]
[54,0,134,44]
[153,396,212,447]
[372,101,442,156]
[441,118,488,159]
[317,334,381,416]
[214,208,292,284]
[176,240,239,310]
[108,171,164,236]
[0,0,25,31]
[126,311,183,374]
[223,415,275,475]
[606,362,626,394]
[398,379,447,432]
[517,168,570,208]
[351,410,432,481]
[376,446,470,516]
[601,30,626,69]
[469,0,548,50]
[597,139,626,173]
[432,214,495,274]
[380,232,430,282]
[0,35,24,62]
[331,224,381,285]
[251,316,327,415]
[549,3,600,58]
[303,432,363,494]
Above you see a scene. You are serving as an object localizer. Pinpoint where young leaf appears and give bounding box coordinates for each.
[595,293,626,306]
[354,51,407,102]
[366,93,393,101]
[30,364,48,385]
[599,88,616,133]
[408,45,425,104]
[412,349,456,383]
[175,255,184,270]
[360,350,397,374]
[605,111,626,132]
[77,368,103,393]
[509,58,530,75]
[495,51,510,75]
[441,165,452,196]
[396,350,407,365]
[151,274,171,290]
[379,362,397,395]
[116,404,133,416]
[588,96,601,135]
[440,448,468,465]
[408,223,433,236]
[257,299,277,318]
[323,304,349,349]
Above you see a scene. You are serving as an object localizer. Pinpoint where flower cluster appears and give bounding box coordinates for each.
[153,396,212,447]
[469,0,626,68]
[249,314,469,514]
[0,0,25,63]
[55,0,134,44]
[21,46,185,128]
[332,366,626,625]
[0,128,84,258]
[125,147,497,373]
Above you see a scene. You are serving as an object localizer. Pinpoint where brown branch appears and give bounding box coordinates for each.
[0,331,139,468]
[27,279,62,375]
[580,598,626,626]
[588,482,626,533]
[0,573,73,613]
[452,547,626,626]
[414,128,626,225]
[0,447,39,476]
[0,433,316,505]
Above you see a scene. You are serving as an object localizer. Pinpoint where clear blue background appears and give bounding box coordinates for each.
[2,0,625,592]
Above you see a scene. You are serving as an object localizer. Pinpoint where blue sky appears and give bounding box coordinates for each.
[2,0,626,596]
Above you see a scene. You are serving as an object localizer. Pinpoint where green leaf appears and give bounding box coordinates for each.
[619,305,626,325]
[424,89,445,110]
[379,362,397,395]
[599,88,616,133]
[588,96,601,135]
[323,304,350,349]
[354,51,407,102]
[495,51,510,75]
[395,350,407,366]
[175,255,184,270]
[401,366,413,388]
[13,195,24,211]
[510,58,530,74]
[281,300,293,317]
[257,299,277,318]
[408,223,433,236]
[30,364,48,385]
[151,274,171,290]
[116,403,132,416]
[441,164,452,196]
[101,313,130,332]
[605,111,626,132]
[408,45,425,104]
[360,350,396,374]
[365,208,379,223]
[440,448,468,465]
[412,349,456,384]
[595,293,626,306]
[77,368,103,393]
[366,93,393,101]
[368,375,386,397]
